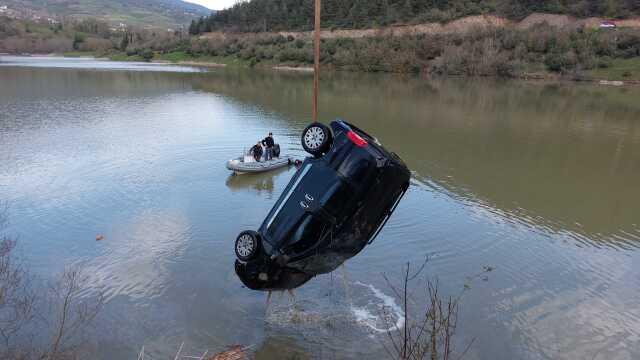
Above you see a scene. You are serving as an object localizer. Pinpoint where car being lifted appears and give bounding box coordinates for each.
[234,120,410,291]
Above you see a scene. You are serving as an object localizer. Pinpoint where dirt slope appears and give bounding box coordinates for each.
[201,13,640,41]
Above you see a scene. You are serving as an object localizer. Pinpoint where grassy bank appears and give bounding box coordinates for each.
[15,16,639,83]
[153,51,251,67]
[53,39,640,84]
[589,58,640,80]
[172,24,640,82]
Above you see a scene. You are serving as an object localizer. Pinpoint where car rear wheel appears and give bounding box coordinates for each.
[301,123,332,157]
[235,231,260,262]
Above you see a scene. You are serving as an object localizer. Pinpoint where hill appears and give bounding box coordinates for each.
[1,0,212,28]
[190,0,640,33]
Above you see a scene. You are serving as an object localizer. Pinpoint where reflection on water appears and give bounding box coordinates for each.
[194,70,640,248]
[0,55,204,73]
[225,167,292,195]
[82,209,193,301]
[1,57,639,359]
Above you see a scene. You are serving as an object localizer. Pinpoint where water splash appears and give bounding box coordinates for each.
[351,282,405,333]
[264,277,405,336]
[342,264,352,306]
[265,291,273,316]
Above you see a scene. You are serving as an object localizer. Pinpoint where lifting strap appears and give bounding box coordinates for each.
[312,0,321,123]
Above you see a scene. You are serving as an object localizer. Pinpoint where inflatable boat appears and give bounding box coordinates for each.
[226,145,295,174]
[227,156,293,174]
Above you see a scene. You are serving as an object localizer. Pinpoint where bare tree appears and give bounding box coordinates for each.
[382,260,492,360]
[0,204,37,360]
[0,204,104,360]
[42,265,104,360]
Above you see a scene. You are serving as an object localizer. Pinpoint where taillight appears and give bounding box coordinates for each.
[347,130,367,147]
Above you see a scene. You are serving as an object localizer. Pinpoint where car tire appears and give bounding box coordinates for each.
[301,123,332,157]
[235,231,260,262]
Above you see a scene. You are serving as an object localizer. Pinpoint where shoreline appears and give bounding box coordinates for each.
[3,53,640,86]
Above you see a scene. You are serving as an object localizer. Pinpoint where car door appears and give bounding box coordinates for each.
[262,159,346,254]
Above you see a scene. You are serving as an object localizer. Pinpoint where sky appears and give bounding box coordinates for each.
[183,0,239,10]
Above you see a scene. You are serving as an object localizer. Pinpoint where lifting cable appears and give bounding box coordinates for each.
[312,0,321,124]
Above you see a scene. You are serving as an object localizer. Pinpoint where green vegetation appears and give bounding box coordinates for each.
[0,16,185,61]
[190,0,640,34]
[590,58,640,80]
[181,24,640,79]
[155,50,194,62]
[3,1,640,82]
[62,50,97,57]
[180,0,640,82]
[108,52,144,61]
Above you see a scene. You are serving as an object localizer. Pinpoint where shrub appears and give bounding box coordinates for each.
[545,51,576,72]
[140,49,154,61]
[72,32,86,50]
[597,56,612,68]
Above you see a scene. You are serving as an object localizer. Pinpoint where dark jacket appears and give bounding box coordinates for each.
[262,136,274,148]
[251,145,263,159]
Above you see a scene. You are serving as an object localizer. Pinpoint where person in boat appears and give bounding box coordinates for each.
[262,132,275,161]
[250,142,263,162]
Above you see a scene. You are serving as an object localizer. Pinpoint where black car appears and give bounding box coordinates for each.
[234,120,410,291]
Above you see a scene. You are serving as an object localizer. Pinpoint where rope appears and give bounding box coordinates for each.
[313,0,321,123]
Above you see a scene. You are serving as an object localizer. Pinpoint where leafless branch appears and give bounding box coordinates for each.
[0,206,37,359]
[381,259,488,360]
[0,204,104,360]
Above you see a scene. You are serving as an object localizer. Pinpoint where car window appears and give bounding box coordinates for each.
[265,163,312,231]
[336,149,375,185]
[286,214,328,255]
[264,161,344,249]
[318,179,353,219]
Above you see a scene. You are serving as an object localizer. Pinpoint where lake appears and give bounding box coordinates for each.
[1,56,639,359]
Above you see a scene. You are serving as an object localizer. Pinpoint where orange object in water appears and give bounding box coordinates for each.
[96,235,104,241]
[209,345,247,360]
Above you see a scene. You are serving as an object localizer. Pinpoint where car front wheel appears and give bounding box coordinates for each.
[301,123,332,157]
[235,230,260,262]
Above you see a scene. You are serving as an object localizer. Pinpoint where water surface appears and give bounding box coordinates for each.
[1,56,639,359]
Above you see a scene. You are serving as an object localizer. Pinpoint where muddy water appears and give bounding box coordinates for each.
[1,56,640,359]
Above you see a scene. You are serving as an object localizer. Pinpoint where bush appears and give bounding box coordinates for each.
[140,49,154,61]
[597,56,612,68]
[545,51,576,72]
[72,32,86,50]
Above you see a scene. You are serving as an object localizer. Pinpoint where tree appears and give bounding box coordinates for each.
[120,32,130,51]
[189,19,198,35]
[191,0,640,33]
[72,33,85,50]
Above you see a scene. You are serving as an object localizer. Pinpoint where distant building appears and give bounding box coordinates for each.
[600,21,617,29]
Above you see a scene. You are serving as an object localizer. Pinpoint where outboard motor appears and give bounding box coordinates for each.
[273,144,281,158]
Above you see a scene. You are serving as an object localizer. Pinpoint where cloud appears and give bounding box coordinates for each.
[183,0,239,11]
